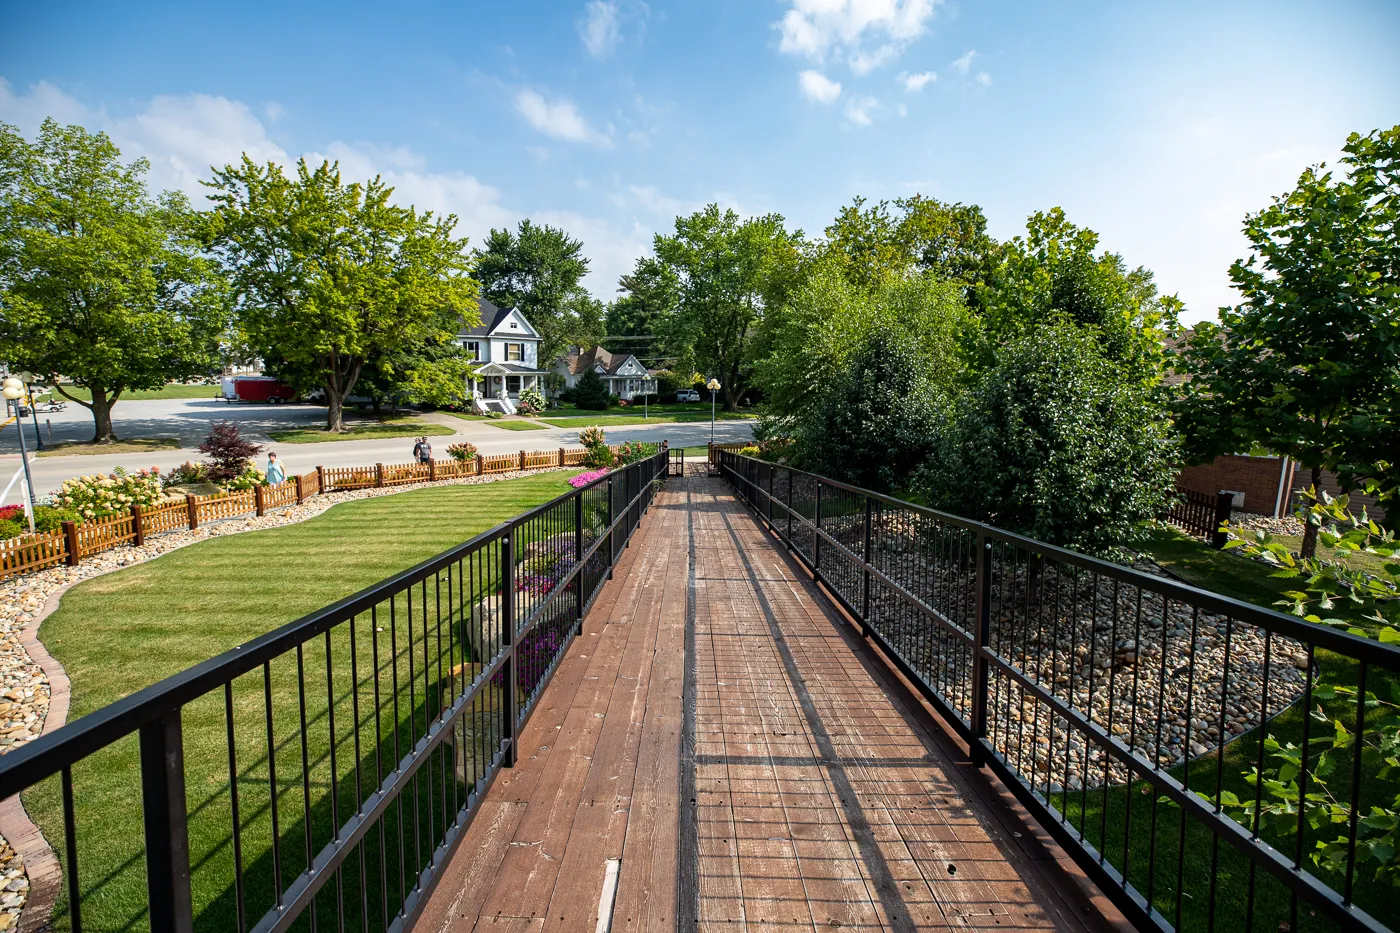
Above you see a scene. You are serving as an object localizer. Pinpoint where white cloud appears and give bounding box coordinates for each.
[896,103,908,117]
[799,70,842,103]
[975,71,992,86]
[844,95,878,126]
[777,0,937,74]
[513,89,612,147]
[899,70,936,92]
[949,49,976,75]
[263,101,286,122]
[578,1,621,58]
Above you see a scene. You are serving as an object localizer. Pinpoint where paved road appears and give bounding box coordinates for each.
[0,397,755,505]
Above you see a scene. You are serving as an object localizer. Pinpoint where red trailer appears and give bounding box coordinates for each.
[219,376,295,403]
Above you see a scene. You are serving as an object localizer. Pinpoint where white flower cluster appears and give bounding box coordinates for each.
[51,467,164,520]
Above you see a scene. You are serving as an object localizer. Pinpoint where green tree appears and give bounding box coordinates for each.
[473,219,602,371]
[757,261,972,421]
[653,205,803,410]
[978,208,1180,383]
[795,329,948,491]
[605,255,680,363]
[356,336,475,413]
[1174,127,1400,553]
[924,325,1177,555]
[570,368,612,410]
[820,194,995,293]
[205,157,476,432]
[0,119,226,441]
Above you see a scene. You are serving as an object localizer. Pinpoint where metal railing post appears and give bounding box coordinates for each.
[1212,491,1234,549]
[813,482,823,583]
[140,711,194,933]
[969,533,993,766]
[787,468,794,544]
[501,533,518,767]
[575,490,585,628]
[861,497,873,637]
[605,476,614,579]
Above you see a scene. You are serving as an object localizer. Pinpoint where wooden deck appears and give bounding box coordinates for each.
[416,476,1117,932]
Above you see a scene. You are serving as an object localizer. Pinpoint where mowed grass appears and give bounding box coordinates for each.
[1040,526,1400,931]
[34,437,181,458]
[28,471,578,932]
[40,384,223,403]
[484,419,548,431]
[267,419,455,444]
[539,411,754,427]
[437,410,493,422]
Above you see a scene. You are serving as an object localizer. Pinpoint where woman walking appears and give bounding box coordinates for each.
[266,451,287,484]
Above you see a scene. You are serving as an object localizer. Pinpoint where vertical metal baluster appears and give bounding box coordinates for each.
[224,682,246,933]
[140,710,194,933]
[1174,605,1200,931]
[264,661,283,907]
[294,644,317,933]
[1289,644,1315,933]
[1243,629,1273,933]
[969,533,992,765]
[502,533,518,766]
[323,630,345,933]
[407,584,422,883]
[349,614,369,933]
[1147,594,1170,912]
[390,597,406,911]
[1344,660,1368,904]
[62,766,83,933]
[1206,619,1235,933]
[1101,579,1121,859]
[371,605,389,932]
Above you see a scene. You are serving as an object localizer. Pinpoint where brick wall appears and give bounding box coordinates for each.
[1177,455,1295,517]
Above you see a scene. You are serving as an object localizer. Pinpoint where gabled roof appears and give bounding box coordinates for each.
[459,298,540,339]
[560,345,646,376]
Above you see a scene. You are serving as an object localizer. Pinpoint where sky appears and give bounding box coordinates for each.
[2,0,1397,324]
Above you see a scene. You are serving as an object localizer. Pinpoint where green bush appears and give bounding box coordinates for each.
[0,518,24,540]
[516,386,546,416]
[34,505,77,533]
[51,467,165,520]
[582,445,614,469]
[794,329,948,490]
[920,324,1175,555]
[615,440,658,465]
[572,370,612,410]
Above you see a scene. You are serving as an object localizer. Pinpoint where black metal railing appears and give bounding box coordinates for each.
[0,451,669,933]
[719,451,1399,933]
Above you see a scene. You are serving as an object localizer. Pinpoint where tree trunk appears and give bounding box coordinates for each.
[326,390,346,433]
[1300,465,1322,559]
[89,388,120,443]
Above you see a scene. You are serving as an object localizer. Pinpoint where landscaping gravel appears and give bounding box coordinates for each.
[0,466,576,925]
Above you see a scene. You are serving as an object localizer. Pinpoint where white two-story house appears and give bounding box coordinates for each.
[555,346,656,401]
[456,298,550,414]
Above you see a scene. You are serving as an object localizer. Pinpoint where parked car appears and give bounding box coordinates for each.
[676,389,701,402]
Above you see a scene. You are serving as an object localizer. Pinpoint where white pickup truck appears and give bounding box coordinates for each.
[675,389,701,402]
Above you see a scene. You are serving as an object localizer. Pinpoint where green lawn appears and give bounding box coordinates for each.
[540,411,753,427]
[28,472,580,933]
[267,419,455,444]
[41,383,222,402]
[485,420,548,431]
[34,437,181,458]
[438,410,493,422]
[1042,527,1400,932]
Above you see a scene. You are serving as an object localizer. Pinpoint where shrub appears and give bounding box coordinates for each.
[794,329,948,491]
[162,461,210,486]
[33,505,77,533]
[616,440,658,465]
[225,466,266,491]
[920,324,1176,555]
[582,445,615,469]
[0,505,23,524]
[572,370,612,410]
[51,468,164,520]
[738,445,760,457]
[0,518,23,540]
[446,442,478,462]
[578,425,606,448]
[486,410,504,419]
[198,422,263,483]
[757,437,794,462]
[516,386,546,416]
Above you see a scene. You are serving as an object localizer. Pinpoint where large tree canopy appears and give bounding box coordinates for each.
[0,119,226,441]
[653,204,803,409]
[1174,126,1400,547]
[820,194,995,293]
[605,255,680,364]
[205,157,476,432]
[473,219,602,370]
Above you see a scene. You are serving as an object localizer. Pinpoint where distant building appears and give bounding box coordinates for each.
[455,298,549,415]
[554,346,656,401]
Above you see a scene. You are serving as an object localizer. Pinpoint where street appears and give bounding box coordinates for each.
[0,397,755,505]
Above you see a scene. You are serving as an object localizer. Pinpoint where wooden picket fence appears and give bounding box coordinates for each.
[0,445,655,582]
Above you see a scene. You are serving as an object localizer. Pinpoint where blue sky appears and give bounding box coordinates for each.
[2,0,1397,323]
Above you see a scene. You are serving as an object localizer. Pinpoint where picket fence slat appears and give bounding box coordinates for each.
[0,531,68,580]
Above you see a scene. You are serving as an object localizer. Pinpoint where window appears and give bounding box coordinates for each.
[506,376,521,393]
[464,341,480,360]
[506,343,523,361]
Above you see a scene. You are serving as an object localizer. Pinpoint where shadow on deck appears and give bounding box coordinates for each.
[416,476,1122,932]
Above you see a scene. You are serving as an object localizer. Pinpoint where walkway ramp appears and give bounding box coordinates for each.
[417,476,1110,932]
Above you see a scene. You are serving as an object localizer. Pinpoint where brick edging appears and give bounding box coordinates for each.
[3,583,76,933]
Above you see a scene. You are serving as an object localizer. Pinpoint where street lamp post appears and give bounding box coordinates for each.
[20,371,42,450]
[2,377,37,531]
[706,377,722,446]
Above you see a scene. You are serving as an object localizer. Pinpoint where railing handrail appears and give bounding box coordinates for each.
[0,456,657,799]
[719,452,1399,666]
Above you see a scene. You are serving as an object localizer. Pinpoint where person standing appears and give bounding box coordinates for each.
[266,451,286,484]
[417,436,433,464]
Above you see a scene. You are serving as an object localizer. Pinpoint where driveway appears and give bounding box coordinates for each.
[0,398,755,505]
